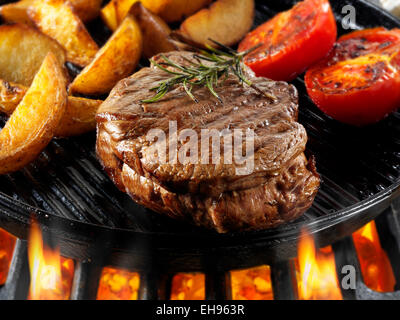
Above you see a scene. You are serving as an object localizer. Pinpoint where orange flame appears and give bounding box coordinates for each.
[97,267,140,300]
[231,266,273,300]
[171,273,205,300]
[0,228,16,285]
[296,229,342,300]
[352,221,395,292]
[169,267,273,301]
[28,222,74,300]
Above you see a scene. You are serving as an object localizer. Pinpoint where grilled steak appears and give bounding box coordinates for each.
[96,51,320,233]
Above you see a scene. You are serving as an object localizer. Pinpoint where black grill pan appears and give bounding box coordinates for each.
[0,0,399,271]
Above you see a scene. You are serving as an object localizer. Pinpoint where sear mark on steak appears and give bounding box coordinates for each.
[96,51,320,233]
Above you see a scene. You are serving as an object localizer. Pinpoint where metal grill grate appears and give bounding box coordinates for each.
[0,200,399,300]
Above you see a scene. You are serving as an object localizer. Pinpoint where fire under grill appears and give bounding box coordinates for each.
[0,0,399,301]
[0,199,399,300]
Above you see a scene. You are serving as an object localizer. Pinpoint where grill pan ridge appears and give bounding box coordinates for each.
[0,0,399,267]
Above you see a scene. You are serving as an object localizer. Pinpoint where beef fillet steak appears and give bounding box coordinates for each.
[96,51,320,233]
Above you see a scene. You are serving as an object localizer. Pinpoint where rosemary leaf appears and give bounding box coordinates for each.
[183,79,198,103]
[141,40,276,104]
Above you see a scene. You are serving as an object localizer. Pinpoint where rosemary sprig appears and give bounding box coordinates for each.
[141,40,277,104]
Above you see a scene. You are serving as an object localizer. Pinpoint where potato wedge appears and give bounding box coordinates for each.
[100,0,119,31]
[101,0,170,31]
[55,97,102,137]
[0,80,28,116]
[180,0,255,47]
[160,0,212,23]
[69,0,102,22]
[69,14,142,95]
[0,53,67,174]
[0,0,100,25]
[0,81,101,137]
[116,0,170,23]
[28,0,99,67]
[0,0,35,26]
[130,2,178,59]
[0,24,66,87]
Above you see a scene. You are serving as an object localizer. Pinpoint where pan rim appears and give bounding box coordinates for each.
[0,0,399,252]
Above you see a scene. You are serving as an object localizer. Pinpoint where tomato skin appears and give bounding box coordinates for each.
[239,0,337,81]
[305,28,400,126]
[337,27,400,47]
[305,71,400,126]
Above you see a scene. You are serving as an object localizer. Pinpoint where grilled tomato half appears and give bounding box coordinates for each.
[305,28,400,126]
[238,0,336,81]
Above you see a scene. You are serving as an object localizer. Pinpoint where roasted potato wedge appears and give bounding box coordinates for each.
[0,0,100,25]
[0,81,101,137]
[0,24,66,87]
[180,0,255,47]
[100,0,119,31]
[0,80,28,116]
[0,0,35,26]
[69,0,102,22]
[117,0,170,23]
[28,0,99,67]
[0,53,67,175]
[160,0,212,23]
[69,14,142,95]
[101,0,170,31]
[55,97,102,137]
[130,2,178,58]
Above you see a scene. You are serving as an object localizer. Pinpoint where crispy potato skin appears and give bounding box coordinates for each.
[130,2,177,59]
[28,0,99,67]
[0,24,66,86]
[101,0,211,26]
[69,0,102,22]
[0,80,28,116]
[69,14,142,95]
[0,0,101,25]
[0,0,35,26]
[160,0,212,23]
[115,0,170,23]
[100,0,119,31]
[180,0,255,47]
[0,53,67,174]
[55,97,102,137]
[101,0,170,31]
[0,82,101,137]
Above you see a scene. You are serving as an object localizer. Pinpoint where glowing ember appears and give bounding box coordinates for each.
[28,222,74,300]
[296,229,342,300]
[0,228,16,285]
[231,265,273,300]
[97,267,140,300]
[352,221,395,292]
[170,273,205,300]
